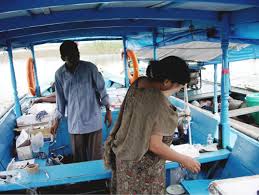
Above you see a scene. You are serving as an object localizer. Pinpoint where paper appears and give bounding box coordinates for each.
[16,130,30,148]
[17,145,32,160]
[7,159,35,171]
[168,144,200,162]
[194,143,218,152]
[16,114,52,127]
[16,130,33,160]
[28,103,56,115]
[209,175,259,195]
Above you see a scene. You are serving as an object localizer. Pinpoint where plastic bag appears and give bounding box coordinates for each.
[31,132,44,153]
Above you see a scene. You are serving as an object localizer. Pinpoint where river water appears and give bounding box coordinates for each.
[0,43,259,116]
[0,43,124,116]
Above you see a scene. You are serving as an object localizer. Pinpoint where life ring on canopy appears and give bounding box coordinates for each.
[26,57,36,96]
[121,49,139,84]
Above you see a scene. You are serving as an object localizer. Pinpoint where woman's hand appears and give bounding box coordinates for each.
[149,134,201,174]
[180,155,201,174]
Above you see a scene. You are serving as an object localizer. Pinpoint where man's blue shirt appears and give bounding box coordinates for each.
[55,60,109,134]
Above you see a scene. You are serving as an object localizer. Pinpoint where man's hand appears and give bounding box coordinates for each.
[104,109,112,128]
[50,119,59,135]
[31,98,43,105]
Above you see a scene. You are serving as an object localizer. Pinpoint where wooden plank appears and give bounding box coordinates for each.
[0,149,230,192]
[226,106,259,117]
[245,86,259,92]
[229,118,259,140]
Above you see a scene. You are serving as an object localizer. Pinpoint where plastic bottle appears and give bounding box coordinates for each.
[207,133,214,145]
[182,117,189,132]
[170,167,186,184]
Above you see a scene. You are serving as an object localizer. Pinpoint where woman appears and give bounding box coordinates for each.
[104,56,201,194]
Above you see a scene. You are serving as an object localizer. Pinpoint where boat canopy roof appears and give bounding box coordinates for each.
[1,0,259,63]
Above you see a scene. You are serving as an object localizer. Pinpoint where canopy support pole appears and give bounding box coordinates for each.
[213,63,218,114]
[7,43,22,117]
[219,14,230,149]
[153,32,157,60]
[29,45,41,97]
[123,36,129,87]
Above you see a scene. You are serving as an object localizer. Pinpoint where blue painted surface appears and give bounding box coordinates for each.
[220,14,230,148]
[0,20,180,42]
[49,117,71,156]
[220,136,259,178]
[0,160,111,191]
[6,44,21,117]
[213,64,218,114]
[0,111,16,171]
[0,100,257,193]
[123,37,129,88]
[0,1,258,66]
[1,0,258,14]
[0,149,230,192]
[181,180,213,195]
[0,8,217,33]
[0,1,259,193]
[166,149,230,170]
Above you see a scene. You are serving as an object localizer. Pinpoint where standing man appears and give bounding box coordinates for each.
[51,40,112,162]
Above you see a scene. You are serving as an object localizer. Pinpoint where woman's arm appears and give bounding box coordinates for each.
[149,134,201,173]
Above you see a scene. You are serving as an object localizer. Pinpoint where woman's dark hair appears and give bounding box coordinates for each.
[60,40,79,57]
[146,56,190,85]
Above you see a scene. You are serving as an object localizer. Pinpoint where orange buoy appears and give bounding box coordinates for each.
[122,49,139,84]
[26,57,36,96]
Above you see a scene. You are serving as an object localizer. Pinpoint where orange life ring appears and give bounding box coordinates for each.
[26,57,36,96]
[122,49,139,84]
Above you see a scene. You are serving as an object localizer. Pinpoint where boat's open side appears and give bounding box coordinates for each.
[0,1,259,194]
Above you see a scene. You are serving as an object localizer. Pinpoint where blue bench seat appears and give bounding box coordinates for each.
[0,149,230,192]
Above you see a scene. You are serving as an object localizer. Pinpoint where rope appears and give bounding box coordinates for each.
[183,84,192,145]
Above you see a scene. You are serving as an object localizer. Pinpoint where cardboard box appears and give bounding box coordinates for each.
[15,126,52,139]
[30,127,52,139]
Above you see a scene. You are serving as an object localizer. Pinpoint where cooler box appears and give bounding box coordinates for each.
[245,93,259,125]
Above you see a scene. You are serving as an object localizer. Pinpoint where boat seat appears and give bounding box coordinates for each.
[181,135,259,195]
[181,180,213,195]
[0,149,230,192]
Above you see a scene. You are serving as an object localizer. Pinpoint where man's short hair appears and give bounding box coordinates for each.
[60,40,79,57]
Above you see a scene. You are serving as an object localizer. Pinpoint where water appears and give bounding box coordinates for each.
[0,43,124,116]
[201,59,259,88]
[1,43,259,116]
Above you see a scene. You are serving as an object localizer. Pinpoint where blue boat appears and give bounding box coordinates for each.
[0,1,259,194]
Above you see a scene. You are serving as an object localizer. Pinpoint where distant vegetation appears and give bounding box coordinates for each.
[79,40,123,55]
